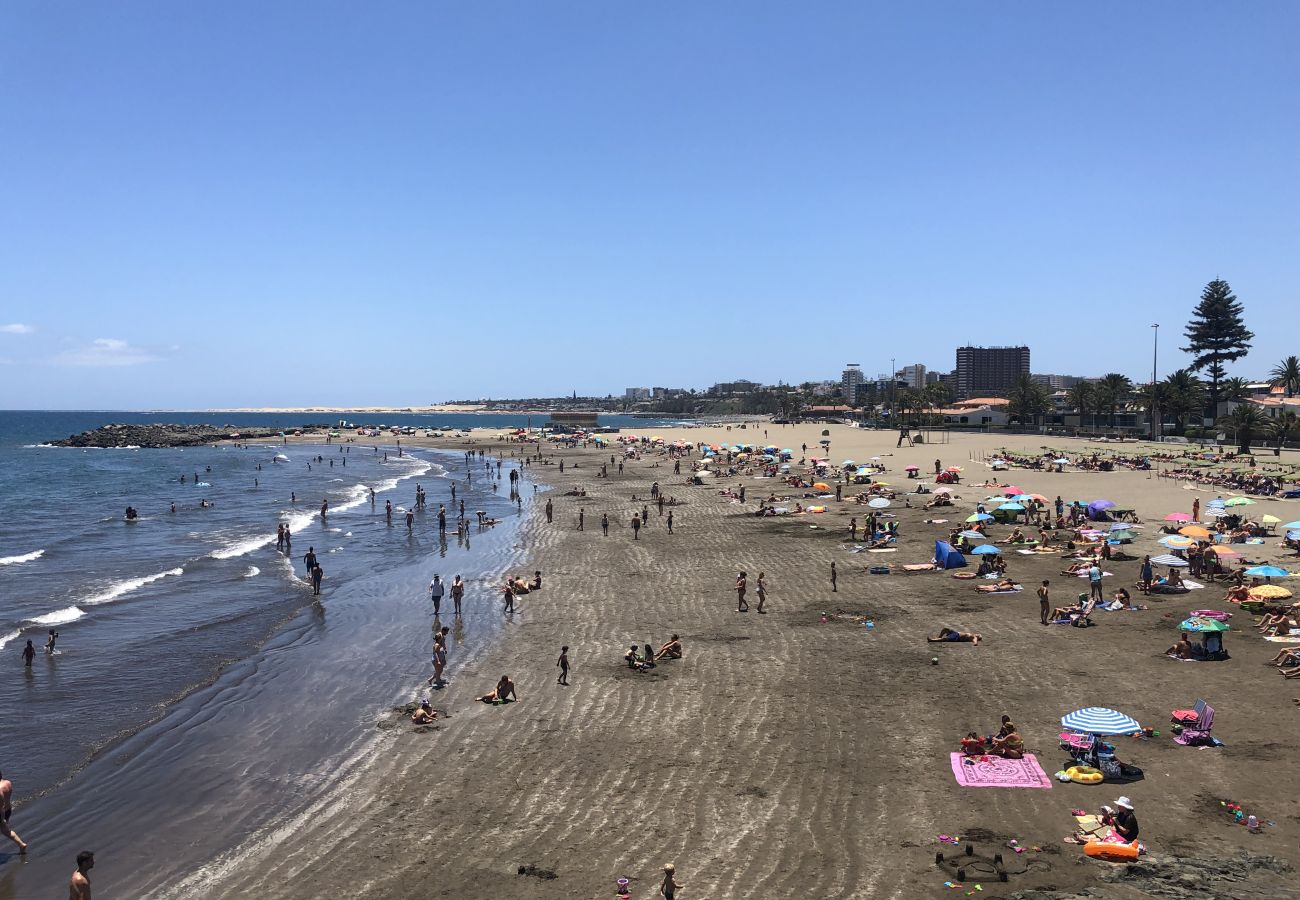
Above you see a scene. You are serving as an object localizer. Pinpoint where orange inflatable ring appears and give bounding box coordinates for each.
[1067,766,1104,784]
[1084,841,1138,861]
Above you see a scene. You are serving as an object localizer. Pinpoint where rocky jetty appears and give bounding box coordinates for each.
[50,423,289,449]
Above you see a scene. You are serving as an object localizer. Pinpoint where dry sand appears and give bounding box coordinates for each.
[208,426,1300,899]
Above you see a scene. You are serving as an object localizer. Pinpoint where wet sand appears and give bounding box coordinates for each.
[188,427,1299,898]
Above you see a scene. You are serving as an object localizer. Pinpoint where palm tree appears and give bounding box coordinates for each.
[1217,402,1269,454]
[1272,409,1299,455]
[1219,377,1253,404]
[1095,373,1134,429]
[1135,381,1168,437]
[1007,375,1051,429]
[1270,356,1300,397]
[1067,382,1095,431]
[1161,369,1206,434]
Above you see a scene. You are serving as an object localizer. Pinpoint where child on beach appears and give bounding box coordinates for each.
[557,646,569,685]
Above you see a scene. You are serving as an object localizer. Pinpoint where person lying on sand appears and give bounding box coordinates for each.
[923,496,952,508]
[929,628,981,645]
[654,634,683,660]
[480,675,517,703]
[411,699,439,724]
[975,580,1020,593]
[1267,647,1300,667]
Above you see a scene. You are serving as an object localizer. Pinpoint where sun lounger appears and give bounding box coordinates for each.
[1174,704,1215,746]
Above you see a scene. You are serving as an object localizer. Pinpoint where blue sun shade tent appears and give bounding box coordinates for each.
[935,540,967,569]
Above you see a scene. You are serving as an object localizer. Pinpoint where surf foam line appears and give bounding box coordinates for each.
[84,568,185,607]
[0,549,44,566]
[208,455,436,561]
[0,629,22,651]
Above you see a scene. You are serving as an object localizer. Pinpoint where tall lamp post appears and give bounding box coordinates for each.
[1150,323,1159,441]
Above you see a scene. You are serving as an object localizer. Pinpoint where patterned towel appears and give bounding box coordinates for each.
[950,753,1053,788]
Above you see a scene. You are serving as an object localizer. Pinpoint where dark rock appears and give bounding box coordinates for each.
[50,423,292,449]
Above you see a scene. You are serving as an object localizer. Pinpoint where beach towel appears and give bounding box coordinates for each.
[1265,635,1300,643]
[983,586,1023,594]
[1075,571,1114,578]
[868,548,897,553]
[950,753,1052,789]
[902,564,936,572]
[1073,814,1118,843]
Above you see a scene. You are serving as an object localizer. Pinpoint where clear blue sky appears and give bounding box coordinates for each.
[2,2,1296,408]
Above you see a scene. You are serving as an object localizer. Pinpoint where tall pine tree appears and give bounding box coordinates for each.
[1182,278,1253,419]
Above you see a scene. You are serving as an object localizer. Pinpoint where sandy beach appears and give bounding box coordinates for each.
[178,424,1300,899]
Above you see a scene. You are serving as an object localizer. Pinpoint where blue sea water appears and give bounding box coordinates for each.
[0,410,670,897]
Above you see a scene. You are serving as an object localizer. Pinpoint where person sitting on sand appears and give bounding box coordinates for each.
[655,634,683,660]
[991,726,1025,759]
[1268,647,1300,668]
[530,571,542,590]
[1111,588,1132,609]
[479,675,517,703]
[1005,527,1027,544]
[1223,582,1251,604]
[975,579,1019,593]
[411,699,438,724]
[1052,593,1088,621]
[929,627,981,645]
[1166,633,1194,659]
[923,495,951,509]
[960,732,986,756]
[1167,567,1185,588]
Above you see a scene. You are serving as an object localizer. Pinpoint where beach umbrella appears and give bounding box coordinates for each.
[1261,515,1281,526]
[1054,458,1070,465]
[842,459,856,466]
[998,502,1024,511]
[779,464,791,471]
[1110,521,1137,531]
[1026,494,1050,503]
[1089,499,1116,511]
[819,439,831,446]
[905,464,920,471]
[1245,565,1288,578]
[970,545,1000,555]
[1164,513,1192,522]
[1060,707,1141,735]
[1249,584,1293,600]
[958,530,985,540]
[1151,554,1189,567]
[1011,493,1035,502]
[1178,525,1211,539]
[1002,485,1024,495]
[1108,529,1137,542]
[813,482,831,492]
[867,497,891,509]
[1206,546,1240,557]
[1207,498,1226,508]
[1283,521,1300,530]
[1225,497,1256,507]
[1159,536,1194,549]
[1179,617,1231,633]
[966,513,994,523]
[1204,508,1228,518]
[933,486,955,494]
[946,466,964,472]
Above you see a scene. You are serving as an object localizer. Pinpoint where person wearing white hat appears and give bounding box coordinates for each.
[1105,796,1139,843]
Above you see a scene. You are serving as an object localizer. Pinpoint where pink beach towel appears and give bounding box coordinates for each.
[949,753,1053,789]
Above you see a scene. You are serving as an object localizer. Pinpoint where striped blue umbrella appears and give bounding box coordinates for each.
[1060,707,1141,735]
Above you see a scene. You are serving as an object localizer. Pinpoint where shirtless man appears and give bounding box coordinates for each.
[411,699,438,724]
[69,850,94,899]
[1166,632,1194,659]
[480,675,517,703]
[0,770,28,853]
[928,628,982,645]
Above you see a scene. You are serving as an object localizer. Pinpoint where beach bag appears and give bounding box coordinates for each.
[868,565,890,575]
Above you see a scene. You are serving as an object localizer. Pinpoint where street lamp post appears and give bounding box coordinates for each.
[1151,323,1159,441]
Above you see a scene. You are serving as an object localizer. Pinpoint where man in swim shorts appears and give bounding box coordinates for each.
[0,771,28,853]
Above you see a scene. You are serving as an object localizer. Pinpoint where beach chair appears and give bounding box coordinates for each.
[1174,704,1215,746]
[1059,731,1096,765]
[1171,698,1207,726]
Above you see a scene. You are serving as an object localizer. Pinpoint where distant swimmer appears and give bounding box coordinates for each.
[0,769,29,853]
[124,507,137,520]
[170,503,176,513]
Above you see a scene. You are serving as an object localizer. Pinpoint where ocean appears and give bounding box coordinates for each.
[0,410,670,897]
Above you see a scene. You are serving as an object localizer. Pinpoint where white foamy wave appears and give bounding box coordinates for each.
[30,606,85,626]
[84,568,184,606]
[244,566,260,578]
[0,549,44,566]
[0,629,22,650]
[211,534,273,560]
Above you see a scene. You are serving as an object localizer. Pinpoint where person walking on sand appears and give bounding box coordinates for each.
[660,863,682,899]
[578,509,584,531]
[736,570,748,612]
[667,510,674,533]
[831,561,838,593]
[451,575,465,615]
[601,513,609,536]
[849,517,857,541]
[69,850,94,900]
[429,574,445,616]
[556,645,569,685]
[1037,580,1051,625]
[545,499,553,523]
[22,640,35,668]
[632,513,641,540]
[756,572,768,614]
[1192,498,1200,522]
[0,770,28,853]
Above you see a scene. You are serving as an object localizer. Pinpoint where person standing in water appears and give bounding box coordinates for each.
[311,563,323,596]
[303,547,318,577]
[320,499,328,519]
[45,629,58,654]
[450,575,465,615]
[69,850,94,900]
[22,640,36,668]
[429,575,445,616]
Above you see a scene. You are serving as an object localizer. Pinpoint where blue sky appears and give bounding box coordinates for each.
[2,2,1297,408]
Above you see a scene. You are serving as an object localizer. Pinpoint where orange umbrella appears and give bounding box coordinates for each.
[1179,526,1211,539]
[813,482,831,491]
[1206,546,1239,557]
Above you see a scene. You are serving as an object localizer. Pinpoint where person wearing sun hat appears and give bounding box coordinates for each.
[1105,796,1139,843]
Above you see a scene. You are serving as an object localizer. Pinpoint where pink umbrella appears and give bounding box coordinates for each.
[1164,512,1192,522]
[1002,485,1023,495]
